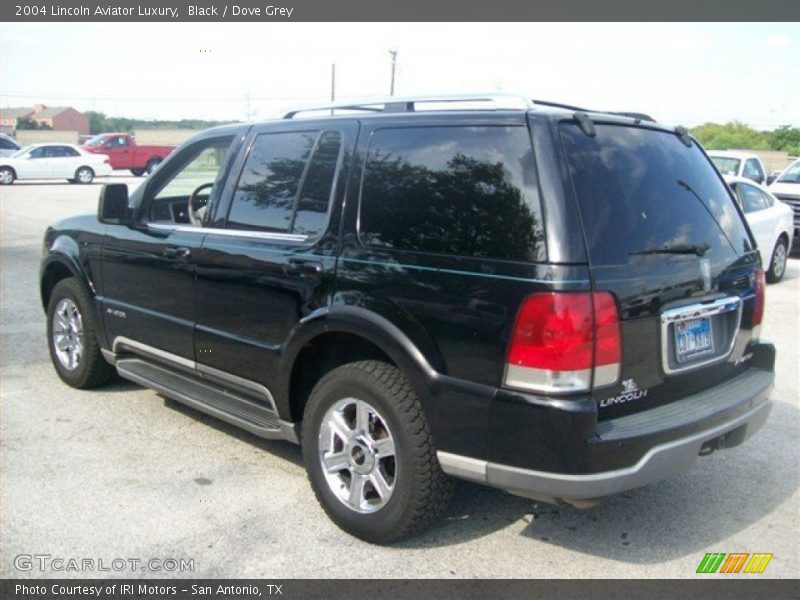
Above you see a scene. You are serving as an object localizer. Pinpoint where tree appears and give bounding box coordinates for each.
[766,125,800,156]
[690,121,769,150]
[16,117,51,130]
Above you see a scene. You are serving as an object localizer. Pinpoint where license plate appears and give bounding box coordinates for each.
[674,317,714,363]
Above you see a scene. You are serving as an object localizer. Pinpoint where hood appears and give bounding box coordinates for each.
[769,181,800,196]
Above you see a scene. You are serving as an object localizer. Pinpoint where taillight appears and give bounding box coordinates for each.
[504,292,621,394]
[751,269,766,339]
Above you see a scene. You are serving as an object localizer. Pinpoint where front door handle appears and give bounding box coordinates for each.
[284,258,323,275]
[163,246,191,259]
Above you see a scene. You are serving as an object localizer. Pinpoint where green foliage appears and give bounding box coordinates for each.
[84,111,235,135]
[16,117,52,130]
[766,125,800,157]
[690,121,770,151]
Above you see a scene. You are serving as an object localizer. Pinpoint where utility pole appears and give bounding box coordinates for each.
[331,63,336,115]
[389,48,398,96]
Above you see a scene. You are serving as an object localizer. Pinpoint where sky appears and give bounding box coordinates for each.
[1,22,798,129]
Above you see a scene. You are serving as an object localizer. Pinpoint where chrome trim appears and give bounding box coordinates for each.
[437,452,488,482]
[113,336,196,370]
[147,223,308,243]
[110,337,278,413]
[660,297,742,375]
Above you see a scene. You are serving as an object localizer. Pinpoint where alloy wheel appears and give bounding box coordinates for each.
[52,298,84,371]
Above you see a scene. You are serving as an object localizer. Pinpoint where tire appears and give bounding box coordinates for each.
[75,166,94,184]
[145,158,161,175]
[46,278,115,389]
[130,168,145,177]
[301,360,453,544]
[0,166,15,185]
[766,237,788,283]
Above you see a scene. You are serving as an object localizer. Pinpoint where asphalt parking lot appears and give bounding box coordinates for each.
[1,175,798,579]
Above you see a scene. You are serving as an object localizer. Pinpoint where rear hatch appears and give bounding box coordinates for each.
[558,120,763,418]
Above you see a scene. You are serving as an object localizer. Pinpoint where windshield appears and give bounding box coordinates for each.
[777,161,800,184]
[85,134,109,147]
[560,123,753,266]
[710,156,741,176]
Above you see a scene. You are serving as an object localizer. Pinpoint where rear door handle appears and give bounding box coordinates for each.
[163,246,191,259]
[285,258,323,275]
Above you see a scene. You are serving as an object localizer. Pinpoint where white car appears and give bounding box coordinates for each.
[709,150,768,185]
[725,175,793,282]
[768,159,800,244]
[0,143,112,185]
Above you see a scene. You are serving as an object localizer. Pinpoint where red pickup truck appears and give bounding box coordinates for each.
[83,133,175,176]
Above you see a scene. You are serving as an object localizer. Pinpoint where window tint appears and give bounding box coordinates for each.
[359,126,544,261]
[227,132,317,232]
[292,131,342,237]
[560,123,752,266]
[743,159,764,182]
[0,137,16,150]
[29,147,47,158]
[739,183,770,213]
[778,161,800,183]
[49,146,78,157]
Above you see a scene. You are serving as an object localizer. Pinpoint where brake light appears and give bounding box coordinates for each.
[504,292,621,393]
[752,269,766,335]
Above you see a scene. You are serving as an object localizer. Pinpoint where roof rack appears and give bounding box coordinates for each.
[282,93,535,119]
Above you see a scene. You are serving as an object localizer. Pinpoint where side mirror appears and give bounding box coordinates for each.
[98,183,131,225]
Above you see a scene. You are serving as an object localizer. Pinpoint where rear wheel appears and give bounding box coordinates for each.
[302,360,453,544]
[75,166,94,184]
[130,168,145,177]
[145,158,162,175]
[767,237,788,283]
[46,278,115,389]
[0,167,15,185]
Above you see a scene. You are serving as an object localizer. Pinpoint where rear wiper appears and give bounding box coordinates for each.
[631,243,711,257]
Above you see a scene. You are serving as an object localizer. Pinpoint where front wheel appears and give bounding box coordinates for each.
[767,237,788,283]
[302,360,453,544]
[46,278,115,388]
[75,166,94,184]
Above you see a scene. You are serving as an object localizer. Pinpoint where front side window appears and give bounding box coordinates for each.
[359,126,545,261]
[29,147,47,159]
[226,130,342,236]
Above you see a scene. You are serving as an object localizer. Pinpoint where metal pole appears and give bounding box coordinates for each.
[331,63,336,115]
[389,49,397,96]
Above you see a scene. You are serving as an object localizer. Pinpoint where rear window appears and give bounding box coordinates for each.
[710,156,741,176]
[359,125,545,262]
[560,124,752,266]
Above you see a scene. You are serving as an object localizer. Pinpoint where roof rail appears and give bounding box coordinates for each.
[282,93,535,119]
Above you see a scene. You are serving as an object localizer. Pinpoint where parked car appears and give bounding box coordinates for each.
[768,159,800,244]
[40,95,774,543]
[725,175,793,282]
[0,143,111,185]
[0,133,21,157]
[83,133,175,176]
[708,150,768,185]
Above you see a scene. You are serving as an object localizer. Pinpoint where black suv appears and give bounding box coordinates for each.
[40,96,774,543]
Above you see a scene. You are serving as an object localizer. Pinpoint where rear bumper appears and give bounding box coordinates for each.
[438,357,774,503]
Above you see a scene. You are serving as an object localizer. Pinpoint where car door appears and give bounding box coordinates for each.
[48,145,80,178]
[100,133,242,361]
[18,146,52,178]
[735,181,773,265]
[743,158,766,185]
[101,135,130,169]
[193,121,357,392]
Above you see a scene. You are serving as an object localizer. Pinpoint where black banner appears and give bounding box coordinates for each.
[2,579,799,600]
[2,0,800,22]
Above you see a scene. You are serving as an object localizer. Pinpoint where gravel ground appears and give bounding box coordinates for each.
[1,175,798,579]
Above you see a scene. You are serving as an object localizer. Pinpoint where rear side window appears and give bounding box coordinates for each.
[227,130,342,236]
[560,124,753,266]
[359,126,545,261]
[739,183,772,213]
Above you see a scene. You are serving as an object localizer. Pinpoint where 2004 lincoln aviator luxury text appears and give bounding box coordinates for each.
[40,95,775,543]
